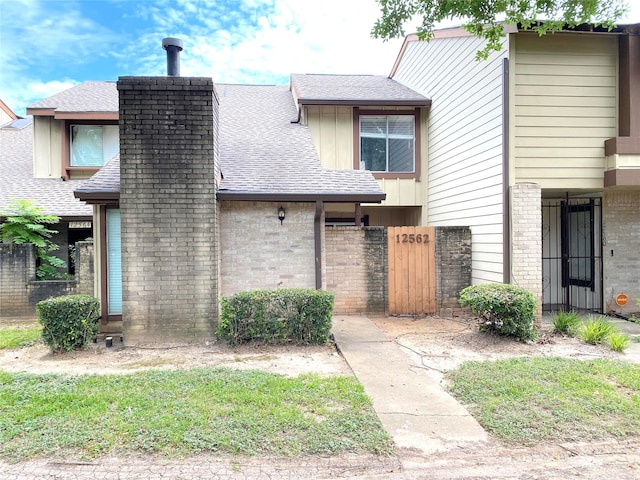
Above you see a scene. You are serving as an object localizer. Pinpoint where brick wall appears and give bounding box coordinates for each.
[603,191,640,315]
[118,76,218,345]
[0,244,36,317]
[435,226,472,316]
[510,183,543,320]
[0,242,94,319]
[325,226,387,314]
[219,201,317,296]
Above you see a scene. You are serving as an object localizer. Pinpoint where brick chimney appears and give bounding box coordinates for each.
[117,44,218,344]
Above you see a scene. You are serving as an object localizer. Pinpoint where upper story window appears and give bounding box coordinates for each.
[354,109,420,179]
[70,125,119,167]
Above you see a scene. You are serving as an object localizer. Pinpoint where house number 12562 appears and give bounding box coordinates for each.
[396,233,429,244]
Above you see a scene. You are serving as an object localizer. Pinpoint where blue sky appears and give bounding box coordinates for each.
[1,0,638,116]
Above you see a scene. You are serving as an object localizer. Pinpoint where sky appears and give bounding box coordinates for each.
[1,0,639,117]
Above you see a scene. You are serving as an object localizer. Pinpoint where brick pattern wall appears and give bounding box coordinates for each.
[219,202,317,296]
[435,226,472,316]
[0,242,94,319]
[603,191,640,315]
[325,227,387,314]
[0,244,36,317]
[74,242,94,296]
[118,77,218,345]
[511,183,543,320]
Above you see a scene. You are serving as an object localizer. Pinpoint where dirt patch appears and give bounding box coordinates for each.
[2,315,639,378]
[0,336,353,377]
[371,315,640,383]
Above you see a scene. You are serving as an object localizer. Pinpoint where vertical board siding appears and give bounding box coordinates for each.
[393,35,507,284]
[388,226,436,314]
[513,33,617,188]
[306,105,426,208]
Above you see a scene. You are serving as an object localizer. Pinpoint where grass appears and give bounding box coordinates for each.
[579,317,616,344]
[447,357,640,445]
[0,324,42,349]
[0,368,392,462]
[551,310,581,335]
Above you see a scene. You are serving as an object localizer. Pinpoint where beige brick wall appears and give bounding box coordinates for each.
[603,191,640,315]
[510,183,543,320]
[219,201,317,297]
[325,227,386,314]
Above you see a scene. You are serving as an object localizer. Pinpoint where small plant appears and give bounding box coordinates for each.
[608,331,630,352]
[578,317,615,345]
[37,295,100,352]
[552,310,581,335]
[459,283,537,342]
[0,198,66,279]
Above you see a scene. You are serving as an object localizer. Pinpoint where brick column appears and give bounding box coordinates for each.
[510,183,542,321]
[117,77,218,345]
[435,226,472,316]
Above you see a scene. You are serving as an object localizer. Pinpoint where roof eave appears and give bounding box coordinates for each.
[217,191,386,203]
[73,191,120,204]
[298,99,431,107]
[26,108,118,120]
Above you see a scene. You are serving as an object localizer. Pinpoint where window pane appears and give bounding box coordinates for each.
[71,126,104,166]
[360,116,387,136]
[388,116,414,137]
[361,137,387,171]
[388,138,414,172]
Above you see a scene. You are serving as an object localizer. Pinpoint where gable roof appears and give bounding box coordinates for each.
[290,73,431,107]
[74,81,385,203]
[0,119,92,217]
[26,81,118,120]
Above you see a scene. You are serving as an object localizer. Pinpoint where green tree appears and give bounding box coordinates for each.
[0,198,67,279]
[372,0,629,59]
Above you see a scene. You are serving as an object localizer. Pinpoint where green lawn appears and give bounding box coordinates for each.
[0,323,42,349]
[447,357,640,444]
[0,368,392,461]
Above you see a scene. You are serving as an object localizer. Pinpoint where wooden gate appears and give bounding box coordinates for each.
[388,226,436,315]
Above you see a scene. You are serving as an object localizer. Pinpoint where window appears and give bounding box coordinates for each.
[70,125,119,167]
[359,115,415,173]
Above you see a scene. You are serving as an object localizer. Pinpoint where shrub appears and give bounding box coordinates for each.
[578,317,615,345]
[217,288,334,346]
[552,310,581,335]
[0,198,67,279]
[459,283,537,342]
[37,295,101,352]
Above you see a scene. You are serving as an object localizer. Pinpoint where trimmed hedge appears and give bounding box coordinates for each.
[37,295,101,353]
[217,288,335,346]
[459,283,537,342]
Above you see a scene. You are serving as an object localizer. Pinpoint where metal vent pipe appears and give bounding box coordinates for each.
[162,37,183,76]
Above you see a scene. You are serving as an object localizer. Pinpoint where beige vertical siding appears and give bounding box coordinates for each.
[32,116,62,178]
[512,33,618,188]
[392,34,508,284]
[305,105,427,215]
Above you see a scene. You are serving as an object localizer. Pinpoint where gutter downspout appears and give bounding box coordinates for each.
[314,200,323,289]
[502,57,511,284]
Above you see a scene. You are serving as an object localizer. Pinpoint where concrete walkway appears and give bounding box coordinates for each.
[331,315,488,454]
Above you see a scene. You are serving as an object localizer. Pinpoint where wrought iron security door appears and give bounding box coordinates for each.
[542,198,603,313]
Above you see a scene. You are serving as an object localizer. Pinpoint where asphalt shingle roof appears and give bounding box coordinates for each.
[73,81,384,201]
[0,120,92,217]
[216,84,383,198]
[290,74,431,105]
[27,81,118,114]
